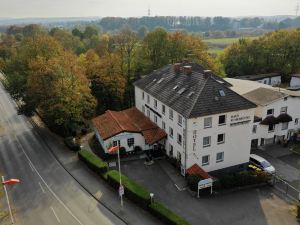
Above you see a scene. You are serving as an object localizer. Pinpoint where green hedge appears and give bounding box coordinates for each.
[78,149,108,176]
[106,170,151,209]
[149,202,191,225]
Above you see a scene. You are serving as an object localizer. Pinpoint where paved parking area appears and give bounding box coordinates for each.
[121,159,298,225]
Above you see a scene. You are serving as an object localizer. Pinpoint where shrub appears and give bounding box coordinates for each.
[106,170,151,209]
[297,203,300,218]
[149,202,191,225]
[78,149,108,176]
[64,137,80,151]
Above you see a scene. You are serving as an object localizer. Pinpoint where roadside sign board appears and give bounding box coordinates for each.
[119,185,124,196]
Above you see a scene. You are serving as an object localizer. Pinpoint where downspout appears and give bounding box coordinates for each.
[184,117,188,176]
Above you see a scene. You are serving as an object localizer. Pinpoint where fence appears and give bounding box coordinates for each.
[271,173,300,201]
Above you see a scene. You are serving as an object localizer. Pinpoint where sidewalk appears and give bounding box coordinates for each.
[30,115,161,225]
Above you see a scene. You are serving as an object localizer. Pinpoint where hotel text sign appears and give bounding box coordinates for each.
[230,114,251,126]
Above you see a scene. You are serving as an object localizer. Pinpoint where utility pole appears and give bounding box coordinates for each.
[147,6,151,17]
[296,2,300,17]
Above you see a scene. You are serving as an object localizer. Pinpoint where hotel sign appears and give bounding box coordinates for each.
[230,114,251,126]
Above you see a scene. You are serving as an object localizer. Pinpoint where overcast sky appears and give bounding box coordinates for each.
[1,0,299,18]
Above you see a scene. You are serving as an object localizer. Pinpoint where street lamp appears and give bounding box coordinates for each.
[1,176,20,225]
[150,193,154,204]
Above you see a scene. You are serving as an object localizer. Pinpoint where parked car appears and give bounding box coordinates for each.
[249,154,275,174]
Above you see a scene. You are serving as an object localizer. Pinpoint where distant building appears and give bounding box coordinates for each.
[236,73,281,86]
[290,73,300,88]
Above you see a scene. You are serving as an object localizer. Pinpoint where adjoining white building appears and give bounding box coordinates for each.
[236,73,281,86]
[226,78,300,148]
[134,63,256,174]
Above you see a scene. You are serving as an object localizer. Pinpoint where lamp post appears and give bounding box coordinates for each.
[150,193,154,204]
[108,145,123,208]
[1,176,20,225]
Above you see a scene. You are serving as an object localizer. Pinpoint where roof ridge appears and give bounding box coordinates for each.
[107,110,125,131]
[187,77,209,117]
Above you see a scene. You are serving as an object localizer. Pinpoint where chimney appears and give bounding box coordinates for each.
[183,65,192,75]
[173,63,181,74]
[203,70,212,79]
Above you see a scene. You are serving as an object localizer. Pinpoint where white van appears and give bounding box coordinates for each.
[249,154,275,174]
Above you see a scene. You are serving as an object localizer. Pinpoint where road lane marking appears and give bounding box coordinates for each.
[14,135,84,225]
[38,182,45,193]
[51,206,61,224]
[28,161,34,172]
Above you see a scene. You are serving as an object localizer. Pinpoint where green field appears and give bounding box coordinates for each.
[203,36,260,56]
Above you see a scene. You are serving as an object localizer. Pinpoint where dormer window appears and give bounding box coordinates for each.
[177,88,186,94]
[173,85,178,90]
[219,90,225,97]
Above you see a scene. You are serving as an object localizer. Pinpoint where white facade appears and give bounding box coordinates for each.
[93,126,152,153]
[135,86,255,172]
[256,75,281,86]
[290,76,300,87]
[251,96,300,146]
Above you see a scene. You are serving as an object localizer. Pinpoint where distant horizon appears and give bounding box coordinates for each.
[2,0,299,18]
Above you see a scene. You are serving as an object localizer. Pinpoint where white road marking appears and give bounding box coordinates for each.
[14,134,84,225]
[51,206,61,224]
[38,182,45,193]
[28,161,34,172]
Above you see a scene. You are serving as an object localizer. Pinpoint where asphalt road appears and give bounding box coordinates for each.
[0,83,126,225]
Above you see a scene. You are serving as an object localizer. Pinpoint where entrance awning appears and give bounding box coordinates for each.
[276,113,293,123]
[186,164,211,179]
[260,115,279,125]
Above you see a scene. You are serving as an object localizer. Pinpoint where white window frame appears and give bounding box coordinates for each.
[142,92,145,100]
[280,106,287,114]
[142,105,145,113]
[204,117,212,128]
[202,155,210,166]
[127,138,134,147]
[252,125,257,134]
[169,127,173,138]
[169,109,173,120]
[154,99,157,109]
[147,109,150,117]
[295,118,299,125]
[162,105,166,115]
[218,115,226,126]
[267,108,274,115]
[154,115,158,124]
[217,133,225,144]
[268,124,275,132]
[162,121,166,130]
[216,152,224,163]
[147,95,150,104]
[177,133,182,145]
[178,115,182,126]
[203,136,211,147]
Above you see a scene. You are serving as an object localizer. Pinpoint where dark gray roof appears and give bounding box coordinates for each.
[134,63,256,118]
[236,73,280,81]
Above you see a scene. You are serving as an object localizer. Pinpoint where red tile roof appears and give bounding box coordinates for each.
[186,164,211,179]
[92,107,167,145]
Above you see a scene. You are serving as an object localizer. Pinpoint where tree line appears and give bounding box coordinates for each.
[0,24,222,136]
[221,29,300,78]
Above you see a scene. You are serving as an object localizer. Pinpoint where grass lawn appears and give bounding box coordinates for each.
[291,146,300,154]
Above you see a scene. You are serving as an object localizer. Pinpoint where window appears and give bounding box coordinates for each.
[217,133,225,144]
[203,136,211,147]
[113,141,118,146]
[219,90,225,97]
[142,92,145,100]
[177,152,181,162]
[154,99,157,109]
[127,138,134,147]
[204,117,212,128]
[142,106,145,113]
[177,133,182,145]
[268,124,275,132]
[147,95,150,104]
[169,127,173,138]
[280,106,287,114]
[178,115,182,126]
[147,109,150,117]
[218,115,226,125]
[267,109,274,115]
[162,105,166,115]
[162,121,166,130]
[284,97,288,101]
[169,109,173,120]
[282,122,288,130]
[188,92,194,98]
[202,155,210,166]
[177,88,186,94]
[216,152,224,163]
[252,125,257,134]
[295,118,299,125]
[154,115,158,124]
[169,144,173,156]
